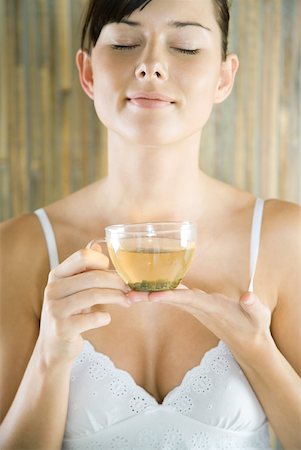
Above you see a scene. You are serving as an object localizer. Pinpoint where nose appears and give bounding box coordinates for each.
[134,45,168,81]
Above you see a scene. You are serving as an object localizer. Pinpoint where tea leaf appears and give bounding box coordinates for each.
[128,278,182,292]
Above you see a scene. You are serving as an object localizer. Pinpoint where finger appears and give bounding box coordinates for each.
[126,290,150,303]
[71,311,112,335]
[50,248,110,279]
[148,288,228,316]
[127,283,189,303]
[149,288,205,307]
[86,240,104,252]
[48,269,129,299]
[61,288,132,316]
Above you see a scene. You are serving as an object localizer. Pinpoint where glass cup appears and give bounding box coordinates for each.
[91,222,196,291]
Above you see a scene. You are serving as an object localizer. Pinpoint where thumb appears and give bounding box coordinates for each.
[240,291,258,308]
[176,283,189,290]
[239,292,261,324]
[239,292,271,325]
[86,239,103,252]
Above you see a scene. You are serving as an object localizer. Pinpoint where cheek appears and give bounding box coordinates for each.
[91,58,125,124]
[179,62,220,125]
[182,56,220,96]
[92,56,121,94]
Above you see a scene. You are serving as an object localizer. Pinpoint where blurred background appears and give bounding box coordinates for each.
[0,0,300,222]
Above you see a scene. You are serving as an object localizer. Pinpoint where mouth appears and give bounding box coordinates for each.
[127,92,175,109]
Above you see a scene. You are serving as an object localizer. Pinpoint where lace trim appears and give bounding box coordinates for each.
[80,339,230,407]
[64,340,270,449]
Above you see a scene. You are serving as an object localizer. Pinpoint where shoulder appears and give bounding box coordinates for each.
[263,198,300,234]
[0,212,50,317]
[262,199,301,288]
[261,199,301,374]
[1,211,42,242]
[0,213,51,421]
[1,211,49,264]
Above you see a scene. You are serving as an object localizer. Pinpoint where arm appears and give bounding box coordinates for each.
[238,200,301,450]
[0,345,72,450]
[225,200,301,449]
[0,215,69,450]
[0,216,129,449]
[234,329,301,450]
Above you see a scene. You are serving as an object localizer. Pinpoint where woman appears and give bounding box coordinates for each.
[0,0,300,449]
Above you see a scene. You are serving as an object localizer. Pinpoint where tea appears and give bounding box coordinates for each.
[108,240,195,291]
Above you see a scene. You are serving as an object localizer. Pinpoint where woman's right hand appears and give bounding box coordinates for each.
[36,242,131,366]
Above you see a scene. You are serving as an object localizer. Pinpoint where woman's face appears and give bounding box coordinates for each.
[81,0,237,146]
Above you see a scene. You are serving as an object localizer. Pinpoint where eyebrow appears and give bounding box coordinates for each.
[119,19,211,32]
[169,20,211,31]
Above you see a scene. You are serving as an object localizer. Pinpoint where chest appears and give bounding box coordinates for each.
[82,303,218,403]
[78,248,271,404]
[66,337,268,447]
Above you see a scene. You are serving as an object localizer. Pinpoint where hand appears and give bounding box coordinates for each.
[36,242,131,366]
[128,286,273,360]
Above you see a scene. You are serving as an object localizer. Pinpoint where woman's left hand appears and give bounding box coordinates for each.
[127,286,273,361]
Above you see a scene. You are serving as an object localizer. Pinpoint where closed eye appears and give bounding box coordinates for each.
[111,45,140,50]
[173,48,200,55]
[111,45,200,55]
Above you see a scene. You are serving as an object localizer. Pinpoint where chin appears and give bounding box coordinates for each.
[118,116,183,145]
[120,126,181,147]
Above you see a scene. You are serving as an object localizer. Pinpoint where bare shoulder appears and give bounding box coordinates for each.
[262,199,301,375]
[263,198,300,233]
[0,213,49,421]
[262,199,301,287]
[0,213,50,314]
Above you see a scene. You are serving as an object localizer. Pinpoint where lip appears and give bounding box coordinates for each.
[127,91,175,109]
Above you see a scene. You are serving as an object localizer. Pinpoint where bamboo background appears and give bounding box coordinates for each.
[0,0,300,221]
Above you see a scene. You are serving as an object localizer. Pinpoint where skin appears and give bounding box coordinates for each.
[0,0,300,449]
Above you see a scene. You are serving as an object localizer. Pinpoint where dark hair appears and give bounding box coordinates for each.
[212,0,230,60]
[81,0,230,60]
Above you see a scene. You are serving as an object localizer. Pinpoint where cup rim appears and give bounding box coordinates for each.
[105,221,196,236]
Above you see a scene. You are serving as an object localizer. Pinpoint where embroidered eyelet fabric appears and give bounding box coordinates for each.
[62,340,271,450]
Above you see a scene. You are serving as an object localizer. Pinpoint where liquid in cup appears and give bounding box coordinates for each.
[105,222,196,291]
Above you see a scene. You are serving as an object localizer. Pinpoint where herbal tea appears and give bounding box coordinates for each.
[108,239,195,291]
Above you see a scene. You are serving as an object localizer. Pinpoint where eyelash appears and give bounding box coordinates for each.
[112,45,140,51]
[111,45,200,55]
[176,48,200,55]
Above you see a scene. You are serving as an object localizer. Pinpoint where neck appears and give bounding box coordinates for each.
[96,131,212,223]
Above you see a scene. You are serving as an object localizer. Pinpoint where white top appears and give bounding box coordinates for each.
[34,199,271,450]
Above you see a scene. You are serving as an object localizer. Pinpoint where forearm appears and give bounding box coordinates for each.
[0,342,72,450]
[234,336,301,450]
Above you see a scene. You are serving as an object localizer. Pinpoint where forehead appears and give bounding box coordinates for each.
[127,0,217,30]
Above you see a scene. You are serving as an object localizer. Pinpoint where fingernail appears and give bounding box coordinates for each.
[91,243,102,252]
[101,313,111,324]
[242,295,255,305]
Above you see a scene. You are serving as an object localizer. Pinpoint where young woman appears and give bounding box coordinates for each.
[1,0,300,449]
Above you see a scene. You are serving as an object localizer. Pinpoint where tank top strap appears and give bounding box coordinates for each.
[34,208,59,270]
[248,198,265,292]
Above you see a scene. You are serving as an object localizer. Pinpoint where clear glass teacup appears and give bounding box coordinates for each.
[90,222,196,291]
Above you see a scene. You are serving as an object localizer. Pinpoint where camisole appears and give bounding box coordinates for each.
[34,199,271,450]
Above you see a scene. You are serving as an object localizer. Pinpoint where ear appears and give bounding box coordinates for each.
[76,49,94,100]
[214,53,239,104]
